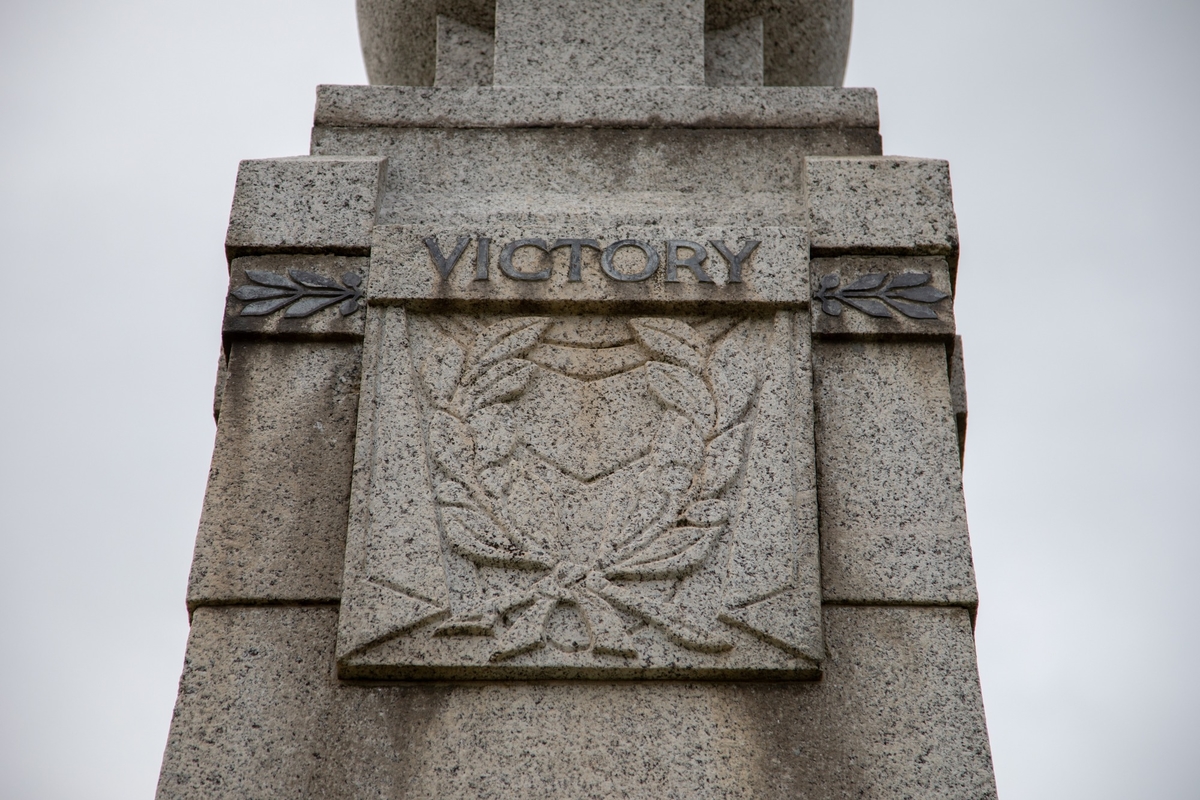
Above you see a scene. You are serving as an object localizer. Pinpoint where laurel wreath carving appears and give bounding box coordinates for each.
[415,315,759,661]
[814,272,949,320]
[230,269,363,318]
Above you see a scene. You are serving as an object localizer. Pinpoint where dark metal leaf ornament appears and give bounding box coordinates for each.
[813,271,950,320]
[230,269,364,318]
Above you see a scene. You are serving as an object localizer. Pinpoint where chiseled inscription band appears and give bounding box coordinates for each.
[425,236,760,284]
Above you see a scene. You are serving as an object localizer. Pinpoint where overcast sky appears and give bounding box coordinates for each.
[1,1,1197,798]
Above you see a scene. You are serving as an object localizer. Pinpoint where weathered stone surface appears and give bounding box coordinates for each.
[950,334,968,461]
[314,84,880,129]
[157,604,996,800]
[223,255,368,337]
[705,16,764,87]
[811,255,956,338]
[804,156,959,256]
[707,0,853,87]
[493,0,705,87]
[812,340,978,606]
[338,305,821,678]
[354,1,852,89]
[225,156,386,254]
[354,0,496,86]
[368,225,807,310]
[187,341,362,609]
[434,14,493,87]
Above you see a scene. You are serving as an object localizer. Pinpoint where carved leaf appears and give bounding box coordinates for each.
[646,362,715,435]
[339,298,359,316]
[244,269,298,289]
[819,274,840,289]
[842,273,888,292]
[479,466,510,498]
[435,480,473,507]
[442,507,553,570]
[428,410,474,477]
[683,499,728,526]
[231,285,292,301]
[418,342,465,408]
[885,271,932,289]
[821,298,843,317]
[606,525,722,579]
[842,296,893,318]
[612,484,669,550]
[289,269,341,289]
[465,317,550,382]
[469,360,536,412]
[284,295,343,318]
[887,299,940,319]
[707,325,757,432]
[653,414,703,470]
[469,405,516,466]
[443,506,508,550]
[239,297,295,316]
[889,285,950,303]
[341,272,362,288]
[490,597,557,661]
[701,423,748,497]
[629,318,705,373]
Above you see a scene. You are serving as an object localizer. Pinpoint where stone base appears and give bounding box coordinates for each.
[156,605,996,799]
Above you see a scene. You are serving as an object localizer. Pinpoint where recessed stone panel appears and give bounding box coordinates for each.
[811,255,955,338]
[369,224,808,310]
[223,255,368,337]
[337,299,821,678]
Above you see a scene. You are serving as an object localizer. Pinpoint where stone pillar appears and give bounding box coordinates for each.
[158,3,997,797]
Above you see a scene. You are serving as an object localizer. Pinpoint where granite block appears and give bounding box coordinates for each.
[313,85,880,129]
[811,255,956,338]
[186,341,362,609]
[223,255,368,338]
[493,0,705,87]
[434,14,493,87]
[157,604,996,799]
[812,341,978,607]
[804,156,959,257]
[225,156,386,255]
[706,0,853,87]
[705,16,763,87]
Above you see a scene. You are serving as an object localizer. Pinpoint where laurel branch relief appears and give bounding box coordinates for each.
[412,315,760,662]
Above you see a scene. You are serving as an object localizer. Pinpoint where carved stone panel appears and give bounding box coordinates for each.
[337,304,822,678]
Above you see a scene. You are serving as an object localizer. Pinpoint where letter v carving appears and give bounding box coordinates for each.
[424,236,471,278]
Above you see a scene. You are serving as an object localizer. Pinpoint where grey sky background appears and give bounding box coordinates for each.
[0,1,1196,797]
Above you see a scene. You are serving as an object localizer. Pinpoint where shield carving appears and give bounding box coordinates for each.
[336,309,823,678]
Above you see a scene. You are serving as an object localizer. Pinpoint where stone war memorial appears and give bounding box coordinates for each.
[157,0,998,796]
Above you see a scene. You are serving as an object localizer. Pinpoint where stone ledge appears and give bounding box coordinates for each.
[314,85,879,129]
[226,156,387,256]
[803,156,959,258]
